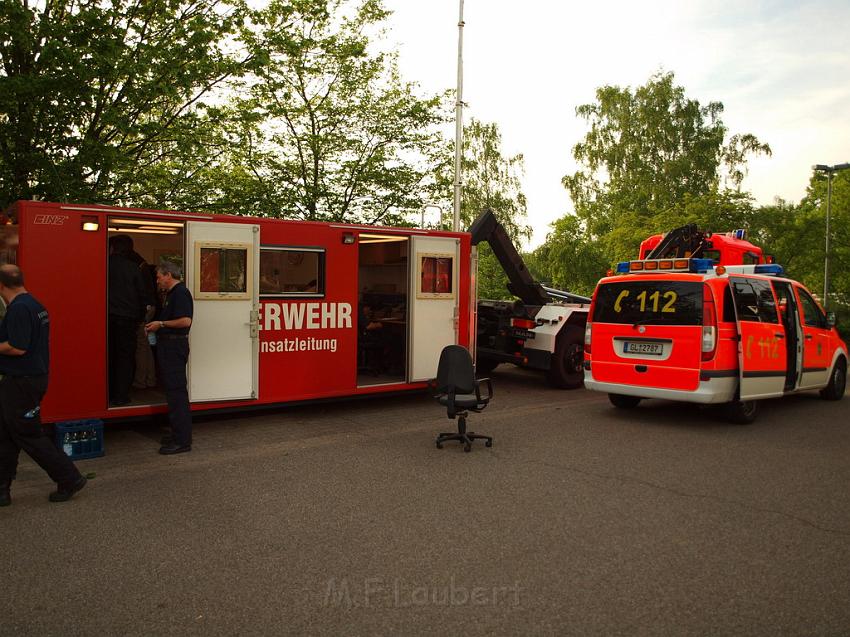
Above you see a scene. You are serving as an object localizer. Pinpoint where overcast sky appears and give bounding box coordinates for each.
[382,0,850,248]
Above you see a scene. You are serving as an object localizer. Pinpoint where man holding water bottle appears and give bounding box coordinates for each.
[0,264,85,506]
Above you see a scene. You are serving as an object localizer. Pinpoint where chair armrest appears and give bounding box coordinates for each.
[474,377,493,402]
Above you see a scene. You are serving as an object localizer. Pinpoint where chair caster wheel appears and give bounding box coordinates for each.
[485,439,492,447]
[463,443,471,453]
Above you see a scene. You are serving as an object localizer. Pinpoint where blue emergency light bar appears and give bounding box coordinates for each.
[690,258,715,272]
[753,264,784,275]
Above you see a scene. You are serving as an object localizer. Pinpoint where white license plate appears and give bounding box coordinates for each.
[623,341,663,356]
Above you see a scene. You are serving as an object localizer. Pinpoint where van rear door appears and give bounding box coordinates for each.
[729,276,786,399]
[590,278,703,391]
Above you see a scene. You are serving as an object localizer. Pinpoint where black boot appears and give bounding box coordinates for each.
[48,476,87,503]
[0,481,10,507]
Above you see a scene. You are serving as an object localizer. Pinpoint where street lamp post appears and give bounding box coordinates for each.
[813,162,850,310]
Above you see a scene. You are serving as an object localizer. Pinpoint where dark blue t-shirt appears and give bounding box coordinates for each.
[159,282,193,336]
[0,293,50,376]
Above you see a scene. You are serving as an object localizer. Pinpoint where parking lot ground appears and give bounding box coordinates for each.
[3,366,850,635]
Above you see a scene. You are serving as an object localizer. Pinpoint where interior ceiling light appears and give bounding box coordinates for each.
[109,218,183,228]
[359,234,408,244]
[108,226,178,235]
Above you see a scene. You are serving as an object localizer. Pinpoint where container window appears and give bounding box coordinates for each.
[592,281,703,325]
[418,254,454,298]
[194,242,251,300]
[0,224,18,265]
[259,248,324,297]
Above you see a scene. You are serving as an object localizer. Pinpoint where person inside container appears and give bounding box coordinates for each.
[107,234,148,407]
[126,249,157,391]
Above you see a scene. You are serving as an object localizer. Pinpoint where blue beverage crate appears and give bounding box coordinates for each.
[54,419,104,460]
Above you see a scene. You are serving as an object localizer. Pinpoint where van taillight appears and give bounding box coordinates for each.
[584,322,592,354]
[702,284,717,361]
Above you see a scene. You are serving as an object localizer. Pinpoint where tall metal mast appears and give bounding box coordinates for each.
[452,0,465,232]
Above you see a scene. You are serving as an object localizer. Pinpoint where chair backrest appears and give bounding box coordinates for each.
[435,345,475,394]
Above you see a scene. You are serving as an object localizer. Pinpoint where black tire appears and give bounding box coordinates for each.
[608,393,642,409]
[725,399,760,424]
[820,358,847,401]
[475,357,500,376]
[546,325,585,389]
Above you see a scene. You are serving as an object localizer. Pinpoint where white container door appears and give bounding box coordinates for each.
[185,221,259,402]
[408,236,460,381]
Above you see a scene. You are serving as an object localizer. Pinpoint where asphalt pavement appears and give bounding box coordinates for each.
[3,367,850,636]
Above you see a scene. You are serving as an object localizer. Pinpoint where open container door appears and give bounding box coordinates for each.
[729,276,786,400]
[408,236,460,381]
[185,221,260,402]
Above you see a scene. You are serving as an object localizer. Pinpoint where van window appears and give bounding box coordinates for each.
[796,287,826,328]
[730,277,778,323]
[722,286,736,322]
[592,281,703,325]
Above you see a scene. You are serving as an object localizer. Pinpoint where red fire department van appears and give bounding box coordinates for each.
[583,226,847,423]
[0,201,476,424]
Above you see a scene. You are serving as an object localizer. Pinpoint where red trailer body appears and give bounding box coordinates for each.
[0,201,475,424]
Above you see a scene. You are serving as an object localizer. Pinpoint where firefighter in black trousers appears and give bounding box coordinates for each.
[145,261,194,455]
[108,234,148,406]
[0,264,86,505]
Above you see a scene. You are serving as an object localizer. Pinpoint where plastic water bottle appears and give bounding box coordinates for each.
[148,330,157,346]
[62,432,73,456]
[23,405,40,419]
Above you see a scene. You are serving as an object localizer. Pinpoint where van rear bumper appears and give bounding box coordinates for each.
[584,374,737,404]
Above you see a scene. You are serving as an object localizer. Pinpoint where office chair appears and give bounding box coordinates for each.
[433,345,493,453]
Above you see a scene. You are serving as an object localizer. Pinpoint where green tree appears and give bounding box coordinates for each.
[561,71,771,261]
[233,0,444,223]
[793,170,850,339]
[527,214,609,297]
[0,0,247,208]
[432,118,531,299]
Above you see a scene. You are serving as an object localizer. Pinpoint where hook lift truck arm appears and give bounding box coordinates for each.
[469,209,590,389]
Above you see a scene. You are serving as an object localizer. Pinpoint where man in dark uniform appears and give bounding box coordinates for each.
[145,261,193,455]
[108,234,148,406]
[0,264,86,505]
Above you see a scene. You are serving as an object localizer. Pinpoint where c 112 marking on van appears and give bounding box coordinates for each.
[261,338,338,353]
[744,335,781,360]
[614,289,678,313]
[259,302,353,332]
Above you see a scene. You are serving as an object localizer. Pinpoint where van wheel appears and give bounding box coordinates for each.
[546,326,584,389]
[725,399,760,424]
[820,359,846,401]
[608,393,641,409]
